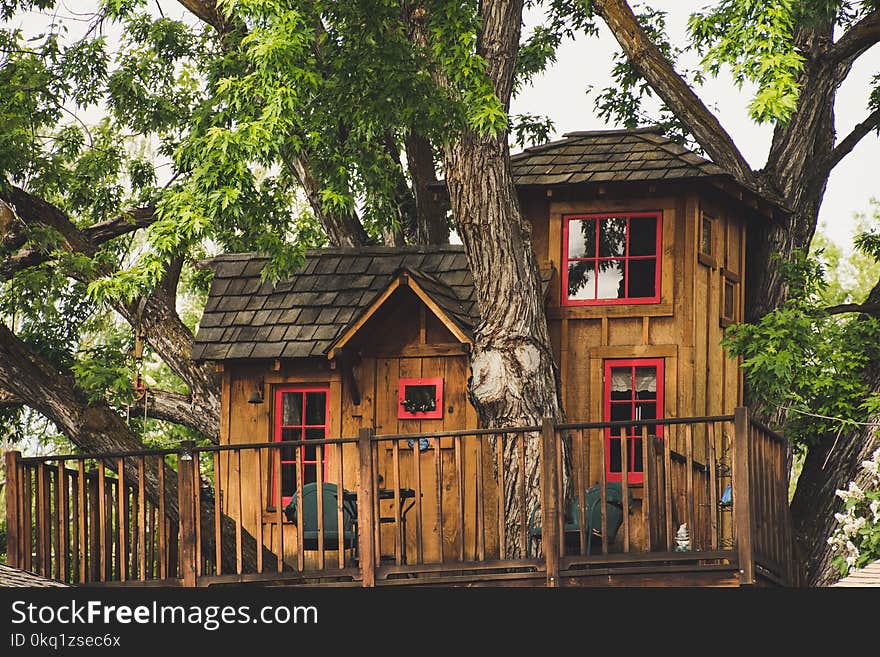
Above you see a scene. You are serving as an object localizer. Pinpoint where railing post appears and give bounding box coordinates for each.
[5,450,21,568]
[733,407,755,585]
[541,418,560,588]
[357,427,376,587]
[177,441,198,587]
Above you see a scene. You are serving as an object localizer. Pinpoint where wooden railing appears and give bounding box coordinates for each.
[3,408,794,587]
[737,409,795,585]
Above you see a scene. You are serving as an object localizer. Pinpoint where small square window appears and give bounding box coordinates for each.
[398,377,444,419]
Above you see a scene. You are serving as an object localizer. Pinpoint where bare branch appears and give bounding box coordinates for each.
[175,0,230,33]
[823,302,880,316]
[85,207,155,243]
[820,107,880,176]
[592,0,756,186]
[829,9,880,65]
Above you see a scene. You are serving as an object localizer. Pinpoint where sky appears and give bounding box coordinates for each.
[10,1,880,251]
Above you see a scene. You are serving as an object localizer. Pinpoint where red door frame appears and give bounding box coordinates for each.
[561,211,662,306]
[272,385,330,506]
[603,358,664,484]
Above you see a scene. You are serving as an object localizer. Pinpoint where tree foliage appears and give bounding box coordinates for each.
[724,246,880,451]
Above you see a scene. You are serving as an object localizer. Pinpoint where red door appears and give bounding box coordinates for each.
[273,386,329,506]
[603,359,664,484]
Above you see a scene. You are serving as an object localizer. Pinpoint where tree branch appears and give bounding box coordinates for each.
[129,388,219,441]
[175,0,230,33]
[819,107,880,176]
[85,207,156,243]
[829,9,880,65]
[592,0,756,186]
[0,185,155,280]
[0,186,220,430]
[823,302,880,316]
[0,386,22,407]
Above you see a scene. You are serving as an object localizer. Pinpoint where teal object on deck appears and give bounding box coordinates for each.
[529,482,630,555]
[284,482,359,550]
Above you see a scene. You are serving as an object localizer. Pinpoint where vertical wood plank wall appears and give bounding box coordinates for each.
[526,185,748,550]
[218,183,750,563]
[221,287,481,566]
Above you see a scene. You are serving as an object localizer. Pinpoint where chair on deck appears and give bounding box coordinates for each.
[570,482,631,554]
[529,482,631,555]
[283,482,359,555]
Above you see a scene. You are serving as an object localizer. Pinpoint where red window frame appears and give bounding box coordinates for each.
[272,385,330,507]
[398,377,444,420]
[562,212,662,306]
[603,358,664,484]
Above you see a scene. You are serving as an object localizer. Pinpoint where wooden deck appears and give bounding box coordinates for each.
[3,409,795,587]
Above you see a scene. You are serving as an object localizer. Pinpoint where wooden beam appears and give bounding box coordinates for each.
[357,427,376,587]
[177,441,198,587]
[342,351,361,406]
[733,407,754,585]
[541,418,560,587]
[5,451,20,568]
[327,278,403,360]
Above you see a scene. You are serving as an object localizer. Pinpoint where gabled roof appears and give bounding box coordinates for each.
[192,245,553,362]
[326,268,473,360]
[509,126,727,186]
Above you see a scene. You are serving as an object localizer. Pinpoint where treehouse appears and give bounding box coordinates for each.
[3,128,796,587]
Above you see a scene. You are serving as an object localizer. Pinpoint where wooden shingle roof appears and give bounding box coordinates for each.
[192,246,479,361]
[0,564,68,587]
[193,245,554,362]
[509,126,727,186]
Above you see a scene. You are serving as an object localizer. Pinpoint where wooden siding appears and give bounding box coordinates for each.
[216,182,752,561]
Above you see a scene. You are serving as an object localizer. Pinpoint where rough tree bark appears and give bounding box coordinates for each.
[0,323,276,574]
[593,0,880,584]
[438,0,565,558]
[405,131,449,245]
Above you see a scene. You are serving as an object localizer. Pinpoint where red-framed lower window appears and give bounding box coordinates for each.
[603,358,664,484]
[562,212,662,305]
[273,385,329,506]
[398,377,444,419]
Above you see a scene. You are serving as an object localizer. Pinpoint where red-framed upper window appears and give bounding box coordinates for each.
[398,377,444,420]
[273,386,329,506]
[603,358,664,484]
[562,212,662,305]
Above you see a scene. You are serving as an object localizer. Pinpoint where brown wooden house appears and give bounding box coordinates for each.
[184,126,788,579]
[3,128,795,587]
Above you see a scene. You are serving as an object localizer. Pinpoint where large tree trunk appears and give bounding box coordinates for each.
[440,0,564,558]
[790,280,880,586]
[0,324,275,575]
